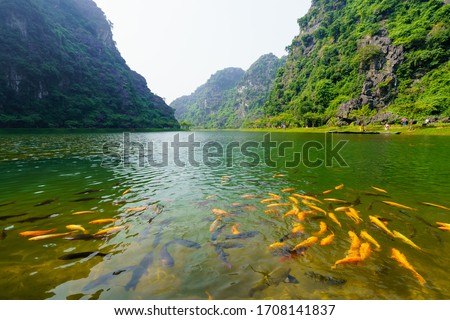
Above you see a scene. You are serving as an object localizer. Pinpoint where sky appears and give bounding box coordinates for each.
[93,0,311,104]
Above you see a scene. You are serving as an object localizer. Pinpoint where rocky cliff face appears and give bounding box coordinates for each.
[0,0,178,128]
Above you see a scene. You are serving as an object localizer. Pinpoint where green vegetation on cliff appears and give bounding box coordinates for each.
[0,0,178,128]
[258,0,450,128]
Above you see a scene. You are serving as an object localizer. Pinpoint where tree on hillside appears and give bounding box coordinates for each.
[349,105,377,131]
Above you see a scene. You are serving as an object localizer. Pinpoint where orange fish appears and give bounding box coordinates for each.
[94,226,128,236]
[19,229,57,237]
[268,242,287,250]
[348,231,361,252]
[291,223,305,234]
[288,196,299,205]
[369,215,394,237]
[303,202,327,214]
[328,212,342,227]
[391,248,426,286]
[371,186,388,193]
[382,201,417,211]
[324,198,348,203]
[72,211,97,215]
[322,189,333,195]
[360,230,381,251]
[122,188,132,195]
[231,224,240,235]
[267,203,291,208]
[314,221,328,237]
[284,206,300,217]
[359,242,372,260]
[420,202,450,211]
[126,206,148,213]
[335,184,344,190]
[260,198,279,204]
[320,233,335,246]
[282,188,296,193]
[293,194,322,203]
[345,207,363,224]
[268,193,281,200]
[333,256,362,268]
[334,206,350,212]
[28,232,72,241]
[264,208,281,215]
[292,236,318,251]
[212,208,231,217]
[88,219,117,225]
[241,194,257,199]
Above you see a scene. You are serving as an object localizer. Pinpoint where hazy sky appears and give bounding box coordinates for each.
[93,0,311,103]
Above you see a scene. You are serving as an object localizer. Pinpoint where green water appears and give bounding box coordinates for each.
[0,131,449,300]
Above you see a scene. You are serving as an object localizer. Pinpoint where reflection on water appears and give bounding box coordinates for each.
[0,131,449,299]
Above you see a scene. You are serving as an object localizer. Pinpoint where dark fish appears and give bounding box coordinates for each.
[249,267,298,297]
[427,227,442,244]
[304,271,347,286]
[224,231,259,240]
[214,245,232,269]
[0,229,6,240]
[0,213,27,221]
[353,196,361,206]
[16,214,53,223]
[71,197,98,202]
[74,189,102,195]
[0,201,15,207]
[125,252,154,291]
[83,269,129,291]
[361,191,391,198]
[407,223,417,238]
[415,216,434,227]
[152,219,173,248]
[215,242,244,249]
[34,199,56,207]
[279,232,303,242]
[173,239,201,249]
[59,252,108,260]
[64,234,97,241]
[210,224,226,241]
[159,241,175,267]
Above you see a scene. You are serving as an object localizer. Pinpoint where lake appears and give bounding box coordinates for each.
[0,131,449,299]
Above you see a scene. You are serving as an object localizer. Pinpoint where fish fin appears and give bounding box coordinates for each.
[285,274,299,284]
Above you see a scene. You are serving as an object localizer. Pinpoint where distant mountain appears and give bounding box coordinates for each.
[171,54,285,128]
[262,0,450,127]
[0,0,178,128]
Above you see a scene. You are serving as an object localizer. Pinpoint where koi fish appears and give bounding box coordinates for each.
[66,225,87,234]
[268,242,286,250]
[345,207,363,224]
[88,219,117,225]
[94,225,127,236]
[267,203,291,208]
[322,189,333,195]
[382,201,417,211]
[359,242,372,260]
[371,186,388,193]
[70,197,98,202]
[126,206,148,213]
[19,229,57,237]
[209,218,222,233]
[291,223,305,234]
[272,174,285,178]
[335,184,344,190]
[360,230,381,251]
[333,256,362,268]
[391,248,426,286]
[436,222,450,231]
[28,232,72,241]
[320,233,334,246]
[334,206,350,212]
[122,188,132,195]
[303,202,327,214]
[260,198,279,204]
[231,224,240,235]
[369,215,394,237]
[74,189,102,195]
[293,194,322,203]
[327,212,342,227]
[282,188,296,193]
[348,231,361,252]
[288,196,299,205]
[324,198,348,203]
[241,194,257,199]
[314,221,328,237]
[264,208,281,215]
[292,236,318,251]
[212,208,231,217]
[392,230,422,251]
[64,234,97,241]
[420,202,450,211]
[72,211,97,215]
[268,193,281,200]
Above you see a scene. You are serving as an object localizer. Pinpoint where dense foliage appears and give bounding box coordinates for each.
[171,54,285,128]
[0,0,178,128]
[261,0,450,127]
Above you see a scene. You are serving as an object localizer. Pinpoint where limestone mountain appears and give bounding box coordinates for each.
[0,0,178,128]
[261,0,450,127]
[171,54,285,128]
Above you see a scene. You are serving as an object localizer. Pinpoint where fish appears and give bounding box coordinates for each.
[249,267,298,297]
[333,256,362,268]
[242,205,257,212]
[210,224,226,241]
[224,231,259,240]
[304,271,346,286]
[58,252,108,260]
[345,207,363,224]
[84,269,130,291]
[126,206,148,213]
[320,233,335,246]
[72,211,97,215]
[415,215,434,227]
[19,229,58,237]
[152,219,173,248]
[122,188,132,195]
[293,194,322,203]
[241,194,257,199]
[125,251,154,291]
[0,229,6,240]
[34,199,56,207]
[284,206,299,217]
[212,208,231,218]
[264,208,281,215]
[327,212,342,227]
[16,214,54,223]
[74,189,102,195]
[267,203,291,208]
[281,188,296,193]
[215,242,245,249]
[371,186,388,193]
[288,196,299,205]
[214,245,232,268]
[335,184,344,190]
[94,225,128,236]
[291,223,305,233]
[88,219,117,225]
[303,202,327,214]
[0,201,15,207]
[28,232,73,241]
[64,234,97,241]
[436,222,450,231]
[324,198,348,203]
[209,218,223,233]
[0,213,27,221]
[360,230,381,251]
[268,242,287,250]
[322,189,334,194]
[382,201,417,211]
[260,198,279,204]
[159,241,175,267]
[70,197,98,202]
[292,236,318,251]
[66,225,87,234]
[334,206,350,212]
[419,202,450,211]
[173,239,201,249]
[359,242,372,260]
[369,215,394,237]
[362,191,391,197]
[391,248,426,286]
[392,230,422,250]
[231,224,240,235]
[348,231,361,252]
[272,174,285,178]
[314,221,328,237]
